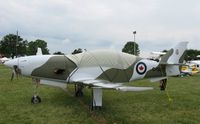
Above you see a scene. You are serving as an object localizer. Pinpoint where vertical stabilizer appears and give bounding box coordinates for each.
[160,42,188,64]
[36,48,43,55]
[160,42,188,76]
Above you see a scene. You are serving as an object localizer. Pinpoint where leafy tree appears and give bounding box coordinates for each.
[122,41,140,55]
[17,40,28,57]
[27,39,49,55]
[72,48,83,54]
[53,51,64,55]
[184,49,200,61]
[0,34,25,58]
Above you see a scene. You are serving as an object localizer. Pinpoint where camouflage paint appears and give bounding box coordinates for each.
[160,49,173,64]
[31,56,77,80]
[97,58,142,82]
[144,65,166,78]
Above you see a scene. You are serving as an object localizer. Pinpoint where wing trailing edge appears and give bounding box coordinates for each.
[116,86,153,92]
[82,80,153,92]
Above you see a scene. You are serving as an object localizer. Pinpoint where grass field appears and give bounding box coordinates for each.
[0,64,200,124]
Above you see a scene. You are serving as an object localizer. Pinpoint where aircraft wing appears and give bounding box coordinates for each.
[70,70,153,92]
[79,80,153,92]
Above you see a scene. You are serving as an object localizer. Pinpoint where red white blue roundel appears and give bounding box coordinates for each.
[136,62,147,75]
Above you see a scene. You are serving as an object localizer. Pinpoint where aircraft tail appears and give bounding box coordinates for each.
[160,42,188,76]
[36,48,43,55]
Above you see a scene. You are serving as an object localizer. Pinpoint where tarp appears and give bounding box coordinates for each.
[66,50,137,69]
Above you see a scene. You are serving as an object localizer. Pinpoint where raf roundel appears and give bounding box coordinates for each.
[136,62,147,75]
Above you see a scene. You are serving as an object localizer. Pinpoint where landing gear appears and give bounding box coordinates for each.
[90,87,102,110]
[31,78,41,104]
[74,84,103,110]
[74,84,84,97]
[160,79,167,91]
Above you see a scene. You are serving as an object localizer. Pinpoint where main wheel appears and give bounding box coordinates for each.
[31,95,41,104]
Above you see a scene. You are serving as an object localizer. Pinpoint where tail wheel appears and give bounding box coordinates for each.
[160,79,167,91]
[31,78,41,104]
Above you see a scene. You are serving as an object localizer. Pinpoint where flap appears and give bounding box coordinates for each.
[116,86,153,92]
[81,79,153,92]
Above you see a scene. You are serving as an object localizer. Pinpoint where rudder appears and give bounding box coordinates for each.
[160,42,188,76]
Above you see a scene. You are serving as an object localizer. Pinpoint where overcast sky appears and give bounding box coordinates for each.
[0,0,199,56]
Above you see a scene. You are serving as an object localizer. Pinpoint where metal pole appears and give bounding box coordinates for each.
[16,30,18,57]
[133,31,136,55]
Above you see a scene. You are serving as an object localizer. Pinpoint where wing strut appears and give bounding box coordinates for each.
[91,87,103,110]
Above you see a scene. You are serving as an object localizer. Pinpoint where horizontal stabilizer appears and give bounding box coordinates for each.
[159,63,185,66]
[116,86,153,92]
[151,51,166,55]
[40,80,67,89]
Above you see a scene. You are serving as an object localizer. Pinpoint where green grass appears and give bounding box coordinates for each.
[0,64,200,124]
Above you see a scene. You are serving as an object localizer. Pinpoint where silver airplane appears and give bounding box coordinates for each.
[4,42,188,109]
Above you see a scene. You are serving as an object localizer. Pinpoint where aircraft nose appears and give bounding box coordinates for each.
[4,58,18,68]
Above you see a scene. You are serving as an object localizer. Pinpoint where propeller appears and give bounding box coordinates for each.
[10,65,21,81]
[3,58,21,81]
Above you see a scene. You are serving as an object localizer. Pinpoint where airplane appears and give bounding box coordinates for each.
[149,51,167,62]
[180,63,198,76]
[180,60,200,76]
[151,51,166,56]
[4,42,188,109]
[189,60,200,72]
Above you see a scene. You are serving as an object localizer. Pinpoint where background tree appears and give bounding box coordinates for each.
[0,34,24,58]
[184,49,200,61]
[17,40,28,57]
[53,51,64,55]
[122,41,140,55]
[27,39,49,55]
[72,48,83,54]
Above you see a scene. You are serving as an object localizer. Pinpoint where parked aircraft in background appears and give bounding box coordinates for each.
[180,63,199,76]
[189,60,200,72]
[4,42,188,109]
[149,51,166,62]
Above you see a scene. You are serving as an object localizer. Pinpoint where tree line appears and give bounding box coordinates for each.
[123,41,200,61]
[0,34,49,58]
[184,49,200,61]
[1,33,199,61]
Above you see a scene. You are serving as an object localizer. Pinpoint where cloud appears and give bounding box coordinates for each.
[0,0,199,54]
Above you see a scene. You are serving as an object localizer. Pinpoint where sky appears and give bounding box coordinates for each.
[0,0,200,56]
